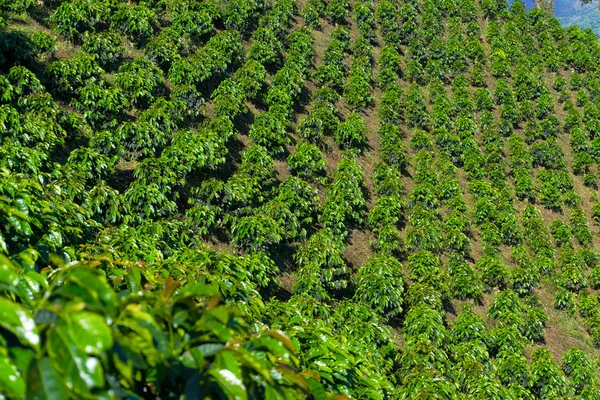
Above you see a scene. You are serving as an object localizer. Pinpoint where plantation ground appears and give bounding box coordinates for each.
[3,0,600,398]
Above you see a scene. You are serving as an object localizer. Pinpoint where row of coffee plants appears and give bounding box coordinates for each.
[5,0,600,397]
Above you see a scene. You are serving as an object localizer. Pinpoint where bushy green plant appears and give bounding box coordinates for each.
[577,292,598,319]
[171,84,204,116]
[562,348,596,394]
[111,4,157,42]
[531,349,569,399]
[249,106,290,154]
[45,54,104,95]
[589,265,600,289]
[353,254,404,318]
[407,251,448,294]
[403,305,447,347]
[320,155,366,237]
[116,120,167,159]
[0,255,318,399]
[583,172,597,188]
[479,255,509,290]
[298,100,339,145]
[81,32,123,67]
[51,0,111,41]
[71,81,127,128]
[511,267,539,296]
[450,305,487,345]
[496,353,531,388]
[301,0,325,28]
[570,208,593,246]
[554,288,575,312]
[143,28,182,68]
[115,57,163,108]
[379,124,409,169]
[448,257,483,301]
[171,9,213,39]
[287,141,327,183]
[294,229,349,297]
[335,112,367,151]
[168,31,243,86]
[230,213,283,251]
[540,181,562,211]
[550,219,572,247]
[369,195,402,229]
[29,31,57,55]
[248,28,283,66]
[344,57,373,109]
[559,262,588,293]
[325,0,350,23]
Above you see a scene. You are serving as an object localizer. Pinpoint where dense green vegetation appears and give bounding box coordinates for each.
[3,0,600,398]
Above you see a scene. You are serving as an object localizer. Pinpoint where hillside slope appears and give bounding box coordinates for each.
[3,0,600,398]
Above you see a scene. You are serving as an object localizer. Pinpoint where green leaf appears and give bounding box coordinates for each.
[209,351,262,398]
[236,347,271,382]
[63,269,117,315]
[9,348,35,375]
[25,357,68,400]
[209,351,247,400]
[0,352,25,399]
[125,266,141,293]
[12,249,38,271]
[265,329,296,353]
[200,315,233,342]
[278,367,310,393]
[174,282,220,302]
[17,271,48,303]
[69,312,113,355]
[125,309,169,356]
[0,254,20,286]
[196,343,224,358]
[264,385,286,400]
[305,376,326,400]
[0,298,39,351]
[47,324,104,394]
[0,232,7,254]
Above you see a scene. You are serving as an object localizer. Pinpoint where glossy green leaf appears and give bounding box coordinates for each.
[124,309,169,355]
[17,271,48,303]
[264,385,286,400]
[63,269,117,315]
[69,312,113,355]
[25,357,68,400]
[201,316,233,342]
[174,282,220,302]
[0,352,25,399]
[0,297,39,350]
[209,368,248,400]
[305,376,327,400]
[0,232,7,254]
[209,352,247,400]
[236,347,271,382]
[8,347,35,375]
[0,254,20,286]
[265,329,296,353]
[196,343,224,358]
[11,249,38,271]
[278,367,311,393]
[47,324,104,394]
[125,266,141,293]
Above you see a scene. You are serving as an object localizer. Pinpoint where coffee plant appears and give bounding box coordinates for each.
[3,0,600,397]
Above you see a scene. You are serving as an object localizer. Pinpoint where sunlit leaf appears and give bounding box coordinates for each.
[0,298,39,350]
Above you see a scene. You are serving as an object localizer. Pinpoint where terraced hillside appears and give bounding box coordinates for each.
[3,0,600,398]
